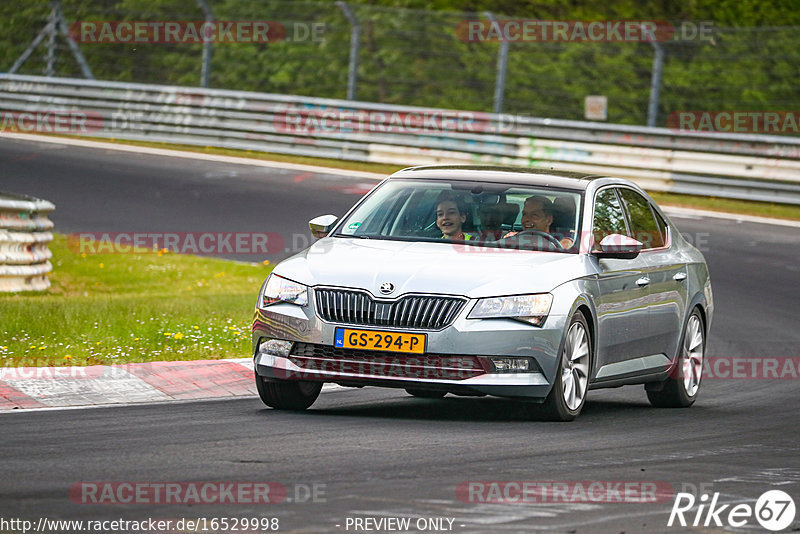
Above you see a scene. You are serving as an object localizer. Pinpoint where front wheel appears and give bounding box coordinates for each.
[647,309,705,408]
[539,311,592,421]
[255,373,322,410]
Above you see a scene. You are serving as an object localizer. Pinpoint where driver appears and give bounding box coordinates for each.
[504,196,574,248]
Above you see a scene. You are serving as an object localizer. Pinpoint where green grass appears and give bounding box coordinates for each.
[49,134,800,222]
[0,234,272,367]
[649,192,800,221]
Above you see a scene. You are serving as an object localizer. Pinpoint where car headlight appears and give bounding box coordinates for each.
[468,293,553,326]
[261,274,308,307]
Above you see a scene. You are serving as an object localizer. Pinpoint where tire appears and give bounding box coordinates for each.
[255,373,322,410]
[405,388,447,398]
[647,309,705,408]
[539,311,592,422]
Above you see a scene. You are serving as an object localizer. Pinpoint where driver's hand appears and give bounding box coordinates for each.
[502,231,518,238]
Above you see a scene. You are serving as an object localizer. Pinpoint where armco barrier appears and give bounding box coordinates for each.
[0,192,55,292]
[1,74,800,204]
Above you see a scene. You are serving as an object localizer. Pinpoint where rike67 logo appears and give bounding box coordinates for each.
[668,490,796,531]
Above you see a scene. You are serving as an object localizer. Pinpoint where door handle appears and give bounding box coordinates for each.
[673,272,687,282]
[636,277,650,287]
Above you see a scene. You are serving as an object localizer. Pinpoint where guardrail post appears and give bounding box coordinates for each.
[336,1,361,100]
[0,192,55,292]
[196,0,214,88]
[647,40,665,127]
[484,12,509,114]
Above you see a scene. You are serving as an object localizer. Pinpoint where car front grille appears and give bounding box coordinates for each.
[287,343,487,381]
[313,288,465,330]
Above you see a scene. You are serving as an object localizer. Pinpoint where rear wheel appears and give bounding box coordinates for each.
[539,311,591,421]
[647,309,704,408]
[405,388,447,398]
[255,373,322,410]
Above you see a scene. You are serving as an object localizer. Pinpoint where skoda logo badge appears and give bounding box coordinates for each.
[379,282,395,295]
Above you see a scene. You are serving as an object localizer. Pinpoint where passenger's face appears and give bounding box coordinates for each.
[436,201,466,237]
[521,200,553,232]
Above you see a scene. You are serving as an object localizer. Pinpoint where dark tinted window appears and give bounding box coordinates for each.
[592,188,627,250]
[653,208,669,246]
[618,188,664,248]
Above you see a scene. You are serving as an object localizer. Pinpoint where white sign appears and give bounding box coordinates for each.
[585,95,607,120]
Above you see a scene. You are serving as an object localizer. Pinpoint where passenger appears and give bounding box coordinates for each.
[436,195,474,241]
[551,196,577,243]
[504,195,574,248]
[478,204,504,241]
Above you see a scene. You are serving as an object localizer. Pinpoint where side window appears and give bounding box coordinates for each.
[592,188,627,250]
[618,189,664,249]
[653,208,669,246]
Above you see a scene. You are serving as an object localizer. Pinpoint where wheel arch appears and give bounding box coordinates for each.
[567,295,598,379]
[686,291,709,336]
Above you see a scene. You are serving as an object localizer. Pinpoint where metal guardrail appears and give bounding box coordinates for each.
[1,74,800,204]
[0,191,55,292]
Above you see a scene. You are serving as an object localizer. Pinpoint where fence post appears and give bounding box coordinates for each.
[56,9,94,79]
[197,0,214,88]
[483,12,508,114]
[9,0,94,79]
[45,0,60,76]
[647,40,665,127]
[336,1,361,100]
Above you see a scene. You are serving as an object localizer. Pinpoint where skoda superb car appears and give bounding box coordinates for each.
[252,166,713,421]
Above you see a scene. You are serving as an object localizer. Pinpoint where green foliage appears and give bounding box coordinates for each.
[2,0,798,125]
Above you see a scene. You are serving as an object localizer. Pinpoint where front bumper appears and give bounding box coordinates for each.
[252,296,568,399]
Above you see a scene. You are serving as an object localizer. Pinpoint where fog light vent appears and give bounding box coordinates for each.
[259,339,293,357]
[490,357,533,373]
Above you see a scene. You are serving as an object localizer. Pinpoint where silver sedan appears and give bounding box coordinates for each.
[251,166,713,421]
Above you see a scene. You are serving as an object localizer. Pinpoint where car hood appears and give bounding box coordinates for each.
[273,237,591,299]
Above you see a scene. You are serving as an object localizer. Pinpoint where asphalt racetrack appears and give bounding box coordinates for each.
[1,136,799,533]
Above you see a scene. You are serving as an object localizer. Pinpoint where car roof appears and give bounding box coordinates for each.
[388,165,608,190]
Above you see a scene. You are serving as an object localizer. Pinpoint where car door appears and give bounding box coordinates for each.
[591,187,654,372]
[618,188,688,360]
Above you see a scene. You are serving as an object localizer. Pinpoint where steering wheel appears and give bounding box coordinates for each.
[506,230,564,250]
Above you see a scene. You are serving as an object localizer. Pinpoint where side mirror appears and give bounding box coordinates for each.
[592,234,643,259]
[309,214,338,239]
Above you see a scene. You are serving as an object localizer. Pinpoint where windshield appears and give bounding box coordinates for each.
[334,179,583,253]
